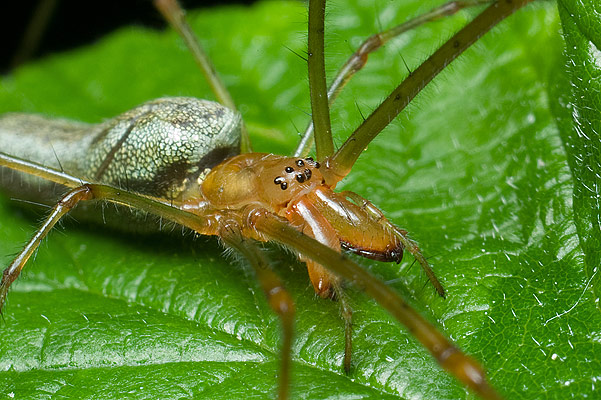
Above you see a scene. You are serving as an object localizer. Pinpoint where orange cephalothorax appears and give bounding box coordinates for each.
[197,151,441,300]
[200,153,325,212]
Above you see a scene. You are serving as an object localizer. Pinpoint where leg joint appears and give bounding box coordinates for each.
[59,185,95,208]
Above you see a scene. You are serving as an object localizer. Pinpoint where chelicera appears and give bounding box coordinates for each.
[0,0,535,398]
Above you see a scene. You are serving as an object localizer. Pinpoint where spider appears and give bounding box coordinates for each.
[0,0,548,399]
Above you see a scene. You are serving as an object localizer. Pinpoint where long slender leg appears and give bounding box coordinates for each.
[307,0,334,160]
[0,151,84,189]
[153,0,252,153]
[332,280,353,374]
[285,196,355,373]
[220,228,295,400]
[0,186,91,312]
[245,206,502,400]
[295,0,492,157]
[0,183,217,312]
[341,191,445,298]
[326,0,534,183]
[11,0,59,69]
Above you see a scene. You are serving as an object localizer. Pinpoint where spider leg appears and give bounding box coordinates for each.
[0,186,91,312]
[332,280,353,374]
[307,0,334,160]
[341,190,445,298]
[325,0,534,183]
[284,196,355,373]
[295,0,493,157]
[0,182,217,313]
[0,151,84,189]
[246,206,502,400]
[220,228,295,400]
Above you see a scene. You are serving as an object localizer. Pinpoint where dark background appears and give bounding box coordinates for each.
[3,0,258,73]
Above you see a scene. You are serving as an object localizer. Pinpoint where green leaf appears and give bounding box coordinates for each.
[0,0,595,399]
[554,0,601,308]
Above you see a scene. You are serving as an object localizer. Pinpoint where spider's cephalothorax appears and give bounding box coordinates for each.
[197,151,410,298]
[200,154,326,210]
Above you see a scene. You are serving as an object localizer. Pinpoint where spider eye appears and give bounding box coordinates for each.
[285,166,294,173]
[304,169,312,179]
[296,173,305,183]
[296,159,304,167]
[280,182,288,190]
[274,176,285,184]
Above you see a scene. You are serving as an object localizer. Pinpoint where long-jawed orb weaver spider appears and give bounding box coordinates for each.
[0,0,572,398]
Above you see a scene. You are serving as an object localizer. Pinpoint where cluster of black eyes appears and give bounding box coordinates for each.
[274,157,320,190]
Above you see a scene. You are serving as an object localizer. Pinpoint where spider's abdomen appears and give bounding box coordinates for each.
[200,153,325,212]
[0,97,241,202]
[85,97,241,199]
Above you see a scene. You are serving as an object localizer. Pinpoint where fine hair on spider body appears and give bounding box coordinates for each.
[0,0,540,399]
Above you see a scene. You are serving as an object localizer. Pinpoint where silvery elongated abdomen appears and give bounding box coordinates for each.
[0,97,242,202]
